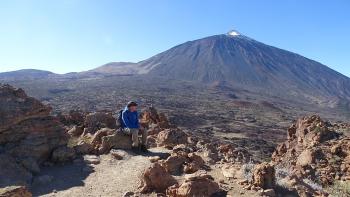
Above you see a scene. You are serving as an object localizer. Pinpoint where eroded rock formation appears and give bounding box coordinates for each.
[272,115,350,196]
[0,84,70,187]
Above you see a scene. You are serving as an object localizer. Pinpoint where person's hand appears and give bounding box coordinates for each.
[124,127,131,135]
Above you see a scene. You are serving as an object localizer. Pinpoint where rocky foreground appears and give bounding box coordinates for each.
[0,84,349,197]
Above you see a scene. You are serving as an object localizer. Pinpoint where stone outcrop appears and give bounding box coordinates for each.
[72,128,133,154]
[252,162,275,189]
[160,150,205,175]
[83,112,117,134]
[58,110,85,126]
[51,146,76,162]
[68,106,174,154]
[140,106,171,130]
[166,172,221,197]
[139,162,177,193]
[0,84,69,187]
[272,115,350,196]
[157,129,188,148]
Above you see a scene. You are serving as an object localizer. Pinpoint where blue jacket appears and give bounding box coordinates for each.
[121,106,139,129]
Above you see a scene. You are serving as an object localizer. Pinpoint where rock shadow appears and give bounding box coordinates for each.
[30,158,92,196]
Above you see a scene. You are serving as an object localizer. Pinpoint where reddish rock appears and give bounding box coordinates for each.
[0,84,69,186]
[161,153,188,174]
[166,173,221,197]
[51,146,76,163]
[252,162,275,189]
[83,112,116,134]
[139,162,177,193]
[157,129,188,148]
[183,153,205,174]
[296,149,315,167]
[272,115,350,196]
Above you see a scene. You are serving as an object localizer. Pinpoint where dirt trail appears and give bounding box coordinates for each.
[31,147,262,197]
[32,148,170,197]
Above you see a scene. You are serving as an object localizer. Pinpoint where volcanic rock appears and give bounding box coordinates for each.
[139,162,177,193]
[51,146,76,163]
[252,162,275,189]
[0,84,69,186]
[157,129,188,148]
[67,125,84,137]
[0,185,32,197]
[58,110,85,126]
[161,151,205,175]
[83,112,117,134]
[272,115,350,196]
[100,131,133,153]
[166,172,221,197]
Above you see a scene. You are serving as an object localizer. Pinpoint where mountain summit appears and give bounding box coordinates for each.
[227,30,241,37]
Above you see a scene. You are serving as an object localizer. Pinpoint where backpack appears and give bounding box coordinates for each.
[116,109,124,128]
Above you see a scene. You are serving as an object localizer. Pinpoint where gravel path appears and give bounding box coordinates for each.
[32,148,170,197]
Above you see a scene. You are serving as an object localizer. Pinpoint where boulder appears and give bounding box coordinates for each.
[139,162,177,193]
[157,129,188,148]
[51,146,76,163]
[59,110,85,126]
[161,153,188,174]
[161,152,204,175]
[166,172,221,197]
[0,84,69,185]
[252,162,275,189]
[73,129,134,154]
[91,128,115,146]
[0,84,50,132]
[99,131,133,153]
[67,125,84,137]
[183,153,205,174]
[0,186,32,197]
[74,140,94,155]
[296,149,315,167]
[83,112,116,134]
[271,115,350,195]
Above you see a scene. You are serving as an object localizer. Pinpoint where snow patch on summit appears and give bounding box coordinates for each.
[227,30,241,36]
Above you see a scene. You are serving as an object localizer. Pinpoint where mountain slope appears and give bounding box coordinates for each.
[138,31,350,99]
[0,69,55,80]
[85,62,137,75]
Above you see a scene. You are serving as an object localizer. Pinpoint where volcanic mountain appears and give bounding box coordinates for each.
[1,30,350,118]
[135,30,350,99]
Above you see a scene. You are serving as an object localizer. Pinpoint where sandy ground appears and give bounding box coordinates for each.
[31,147,263,197]
[31,148,170,197]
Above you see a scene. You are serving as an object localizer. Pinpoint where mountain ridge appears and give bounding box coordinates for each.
[1,31,350,102]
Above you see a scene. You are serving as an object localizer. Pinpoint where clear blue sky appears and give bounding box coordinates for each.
[0,0,349,77]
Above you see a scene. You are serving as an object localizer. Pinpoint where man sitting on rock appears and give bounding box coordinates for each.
[121,101,148,152]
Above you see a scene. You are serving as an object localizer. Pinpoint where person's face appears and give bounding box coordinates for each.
[129,105,137,112]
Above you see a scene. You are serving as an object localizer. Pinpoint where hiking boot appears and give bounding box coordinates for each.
[140,145,148,153]
[131,146,140,153]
